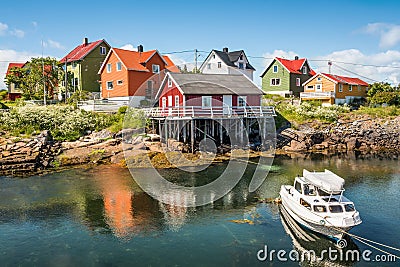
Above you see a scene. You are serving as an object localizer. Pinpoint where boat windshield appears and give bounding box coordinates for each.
[328,205,343,213]
[344,204,355,212]
[313,205,327,212]
[318,188,341,197]
[303,184,317,196]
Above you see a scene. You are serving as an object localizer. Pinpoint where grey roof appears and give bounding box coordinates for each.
[170,73,263,95]
[213,50,256,71]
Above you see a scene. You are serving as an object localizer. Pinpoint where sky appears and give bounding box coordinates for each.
[1,0,400,89]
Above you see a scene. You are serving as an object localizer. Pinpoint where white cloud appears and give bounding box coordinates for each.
[261,49,301,68]
[120,44,137,51]
[363,23,400,48]
[47,39,64,49]
[10,29,25,38]
[311,49,400,84]
[0,22,8,35]
[0,49,40,90]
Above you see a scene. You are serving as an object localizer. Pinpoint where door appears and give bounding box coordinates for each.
[168,95,173,115]
[223,95,232,115]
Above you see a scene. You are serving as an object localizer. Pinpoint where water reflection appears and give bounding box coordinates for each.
[280,205,360,267]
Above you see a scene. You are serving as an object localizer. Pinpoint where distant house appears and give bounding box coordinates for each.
[260,56,316,97]
[155,72,263,114]
[98,45,177,107]
[199,48,256,80]
[5,62,25,101]
[60,38,110,95]
[301,73,369,105]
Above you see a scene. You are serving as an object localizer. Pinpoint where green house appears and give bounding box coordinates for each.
[260,56,315,97]
[59,38,110,95]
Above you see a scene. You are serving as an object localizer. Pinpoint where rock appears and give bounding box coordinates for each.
[90,129,113,140]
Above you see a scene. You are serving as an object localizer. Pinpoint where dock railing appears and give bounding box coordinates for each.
[143,106,276,118]
[300,92,335,99]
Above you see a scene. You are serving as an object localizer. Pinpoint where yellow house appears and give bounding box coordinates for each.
[301,73,369,105]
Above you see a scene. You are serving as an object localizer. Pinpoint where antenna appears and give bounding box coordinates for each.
[328,60,332,74]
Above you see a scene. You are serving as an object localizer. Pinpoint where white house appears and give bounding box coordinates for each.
[199,48,255,80]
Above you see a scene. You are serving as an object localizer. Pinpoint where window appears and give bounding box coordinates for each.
[339,84,343,92]
[294,181,302,193]
[345,204,355,212]
[217,62,222,68]
[207,63,211,69]
[152,64,160,73]
[317,77,322,81]
[202,96,212,108]
[296,78,301,87]
[162,97,167,108]
[313,205,327,213]
[329,205,343,213]
[116,62,122,71]
[107,63,112,73]
[175,95,179,107]
[307,85,314,90]
[273,65,278,73]
[117,80,123,85]
[212,54,215,59]
[168,78,172,87]
[238,96,247,107]
[316,84,322,91]
[106,81,113,90]
[100,46,106,55]
[349,85,353,91]
[72,62,77,69]
[358,85,361,91]
[270,78,281,86]
[239,54,243,60]
[73,78,79,88]
[300,198,311,210]
[238,62,244,69]
[303,184,316,196]
[302,66,307,74]
[147,80,153,90]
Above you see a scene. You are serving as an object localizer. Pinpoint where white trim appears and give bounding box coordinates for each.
[175,95,179,107]
[154,72,185,100]
[270,78,281,86]
[302,73,339,87]
[100,46,107,55]
[152,64,160,74]
[296,77,301,87]
[273,65,278,73]
[202,95,212,108]
[106,81,114,90]
[117,80,123,85]
[106,63,112,73]
[349,84,353,92]
[338,84,343,92]
[142,50,168,65]
[116,62,122,71]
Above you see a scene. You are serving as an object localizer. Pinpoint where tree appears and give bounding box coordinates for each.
[367,82,393,97]
[4,57,64,100]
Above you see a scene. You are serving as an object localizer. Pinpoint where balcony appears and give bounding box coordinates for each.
[300,92,335,99]
[143,106,276,118]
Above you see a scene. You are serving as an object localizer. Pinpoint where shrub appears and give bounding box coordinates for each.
[369,91,399,106]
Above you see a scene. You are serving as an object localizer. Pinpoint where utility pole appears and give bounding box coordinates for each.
[194,49,198,72]
[65,58,68,103]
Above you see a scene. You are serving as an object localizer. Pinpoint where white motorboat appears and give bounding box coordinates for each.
[279,169,362,245]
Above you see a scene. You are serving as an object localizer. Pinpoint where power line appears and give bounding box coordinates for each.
[332,63,380,83]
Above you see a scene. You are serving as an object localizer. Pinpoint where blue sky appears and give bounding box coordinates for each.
[1,0,400,88]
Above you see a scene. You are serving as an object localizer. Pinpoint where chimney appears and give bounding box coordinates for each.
[223,47,228,53]
[83,37,88,46]
[137,45,143,52]
[294,56,299,60]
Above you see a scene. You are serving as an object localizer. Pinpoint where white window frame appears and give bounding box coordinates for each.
[106,63,112,73]
[339,84,343,92]
[302,66,307,74]
[349,85,353,92]
[202,96,212,108]
[273,65,278,73]
[238,96,247,107]
[152,64,160,74]
[175,95,179,107]
[270,78,281,86]
[106,81,113,90]
[168,78,172,87]
[100,46,106,55]
[316,84,322,92]
[217,62,222,68]
[162,97,167,108]
[307,85,314,90]
[207,63,211,69]
[358,85,361,91]
[238,62,244,69]
[117,80,123,85]
[317,77,322,81]
[116,62,122,71]
[296,78,301,87]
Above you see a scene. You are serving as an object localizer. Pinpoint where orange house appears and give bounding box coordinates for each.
[301,73,369,105]
[98,45,177,107]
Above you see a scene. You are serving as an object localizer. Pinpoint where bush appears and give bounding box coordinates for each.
[0,105,117,141]
[369,91,399,106]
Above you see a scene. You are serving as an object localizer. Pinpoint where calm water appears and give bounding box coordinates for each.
[0,155,399,266]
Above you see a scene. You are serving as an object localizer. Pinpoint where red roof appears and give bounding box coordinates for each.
[276,57,311,74]
[322,73,369,86]
[60,39,105,63]
[6,63,25,75]
[104,48,177,72]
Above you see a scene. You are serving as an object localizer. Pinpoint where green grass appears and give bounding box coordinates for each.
[354,105,400,117]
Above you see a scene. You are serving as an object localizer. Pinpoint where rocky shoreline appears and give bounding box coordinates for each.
[1,116,399,177]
